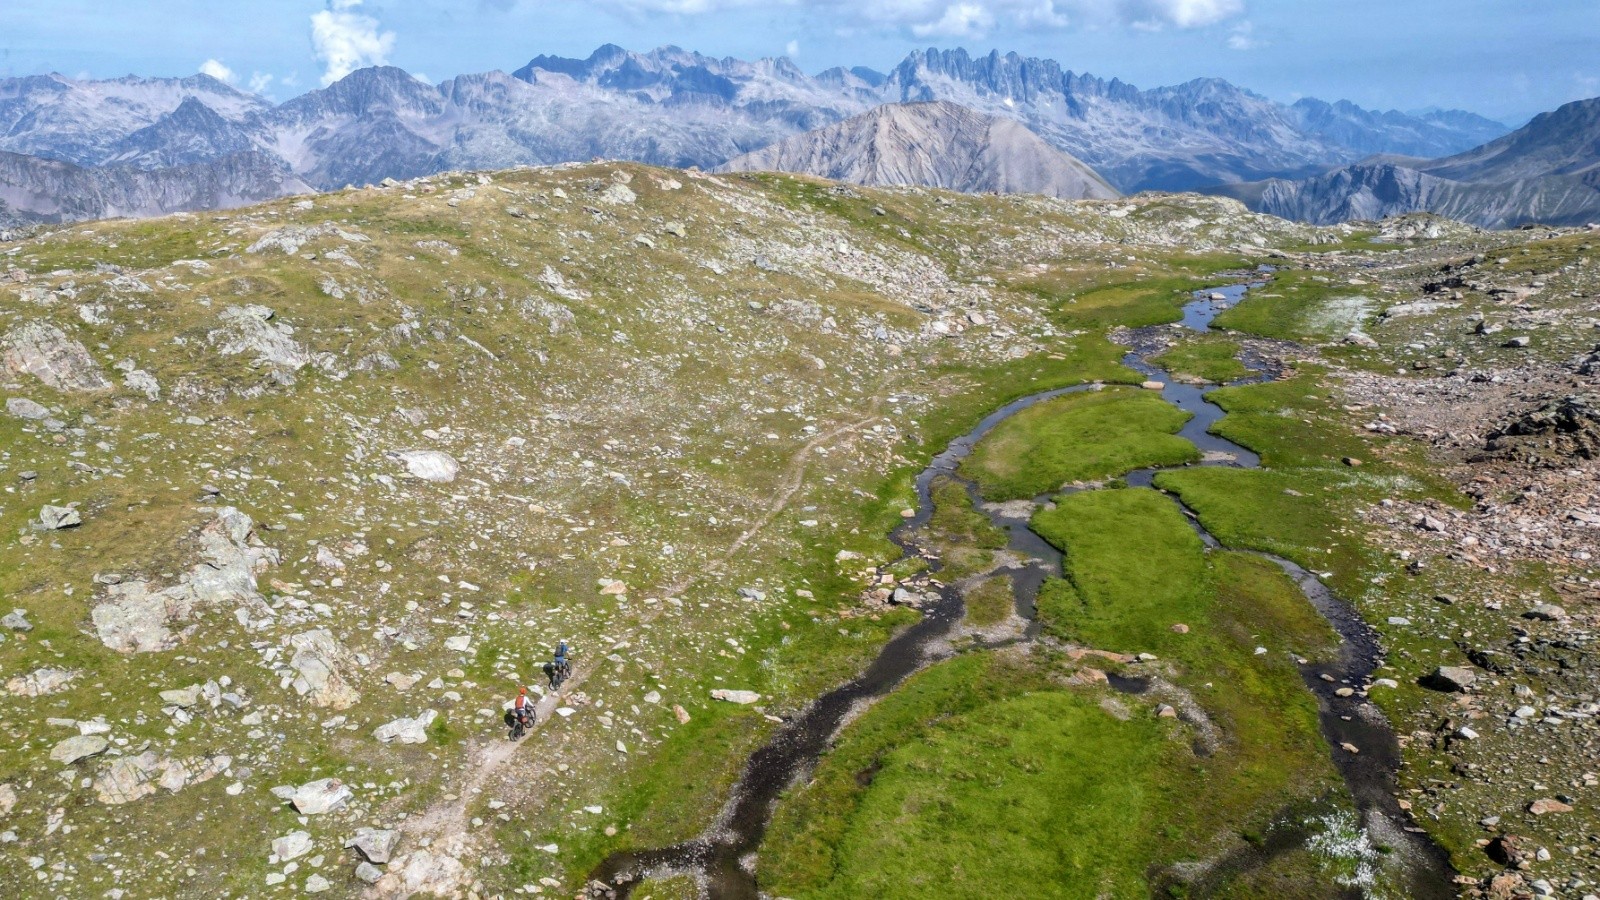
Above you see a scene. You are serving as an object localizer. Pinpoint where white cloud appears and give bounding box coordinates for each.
[1116,0,1244,30]
[785,39,801,58]
[602,0,1237,37]
[912,3,996,38]
[310,0,397,86]
[1225,20,1263,50]
[248,72,275,95]
[199,59,236,84]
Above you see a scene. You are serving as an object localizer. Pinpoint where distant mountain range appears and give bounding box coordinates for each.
[1215,97,1600,228]
[0,45,1513,224]
[719,100,1119,200]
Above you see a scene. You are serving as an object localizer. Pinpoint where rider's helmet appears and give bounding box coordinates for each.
[519,686,528,696]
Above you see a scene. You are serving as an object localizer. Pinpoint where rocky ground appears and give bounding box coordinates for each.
[0,164,1595,899]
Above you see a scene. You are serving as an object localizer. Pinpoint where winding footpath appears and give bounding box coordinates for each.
[585,274,1458,899]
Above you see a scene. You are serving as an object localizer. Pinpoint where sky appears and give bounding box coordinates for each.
[1,1,1596,124]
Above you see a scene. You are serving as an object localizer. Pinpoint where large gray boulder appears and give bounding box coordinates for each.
[1425,665,1477,692]
[49,734,109,764]
[5,397,49,420]
[1,323,111,391]
[345,827,400,864]
[39,505,81,530]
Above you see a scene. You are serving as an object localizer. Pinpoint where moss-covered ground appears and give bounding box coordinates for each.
[961,388,1200,501]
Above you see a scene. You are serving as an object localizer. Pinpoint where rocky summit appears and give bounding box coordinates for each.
[718,100,1119,201]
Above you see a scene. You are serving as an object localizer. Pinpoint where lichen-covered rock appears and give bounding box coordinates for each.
[212,305,311,377]
[50,734,109,764]
[91,507,279,653]
[1,322,111,391]
[6,667,77,697]
[287,629,361,709]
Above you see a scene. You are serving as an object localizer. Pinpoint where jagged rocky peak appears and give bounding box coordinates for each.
[720,99,1119,201]
[273,66,445,121]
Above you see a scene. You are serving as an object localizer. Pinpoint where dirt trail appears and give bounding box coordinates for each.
[367,405,883,898]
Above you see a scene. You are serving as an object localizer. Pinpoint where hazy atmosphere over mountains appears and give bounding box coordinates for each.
[0,44,1538,228]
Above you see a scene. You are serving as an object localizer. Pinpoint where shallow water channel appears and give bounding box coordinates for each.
[588,275,1455,898]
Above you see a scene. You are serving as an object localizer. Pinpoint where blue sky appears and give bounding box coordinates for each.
[2,1,1596,123]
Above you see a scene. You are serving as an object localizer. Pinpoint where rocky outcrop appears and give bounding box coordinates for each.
[286,629,362,709]
[2,322,111,391]
[94,752,230,805]
[91,507,279,653]
[211,305,311,376]
[719,101,1119,201]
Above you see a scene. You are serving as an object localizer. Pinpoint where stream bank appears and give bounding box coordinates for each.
[587,275,1455,899]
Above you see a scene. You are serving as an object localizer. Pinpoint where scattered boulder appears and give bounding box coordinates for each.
[354,862,384,884]
[39,505,81,530]
[1522,603,1566,622]
[50,734,109,764]
[345,827,400,864]
[1486,834,1530,868]
[272,830,313,862]
[213,305,311,376]
[5,397,49,420]
[2,609,32,632]
[1424,665,1477,692]
[288,778,352,815]
[710,689,761,704]
[287,629,362,709]
[1528,798,1572,816]
[2,322,112,391]
[6,667,76,697]
[373,709,438,744]
[390,450,460,483]
[92,753,229,804]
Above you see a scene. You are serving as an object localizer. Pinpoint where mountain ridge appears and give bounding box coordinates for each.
[1225,97,1600,228]
[718,100,1119,200]
[0,44,1515,223]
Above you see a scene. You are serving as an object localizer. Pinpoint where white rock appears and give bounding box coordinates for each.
[392,450,460,483]
[39,505,81,530]
[289,778,352,815]
[710,689,761,705]
[273,830,313,861]
[373,710,438,745]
